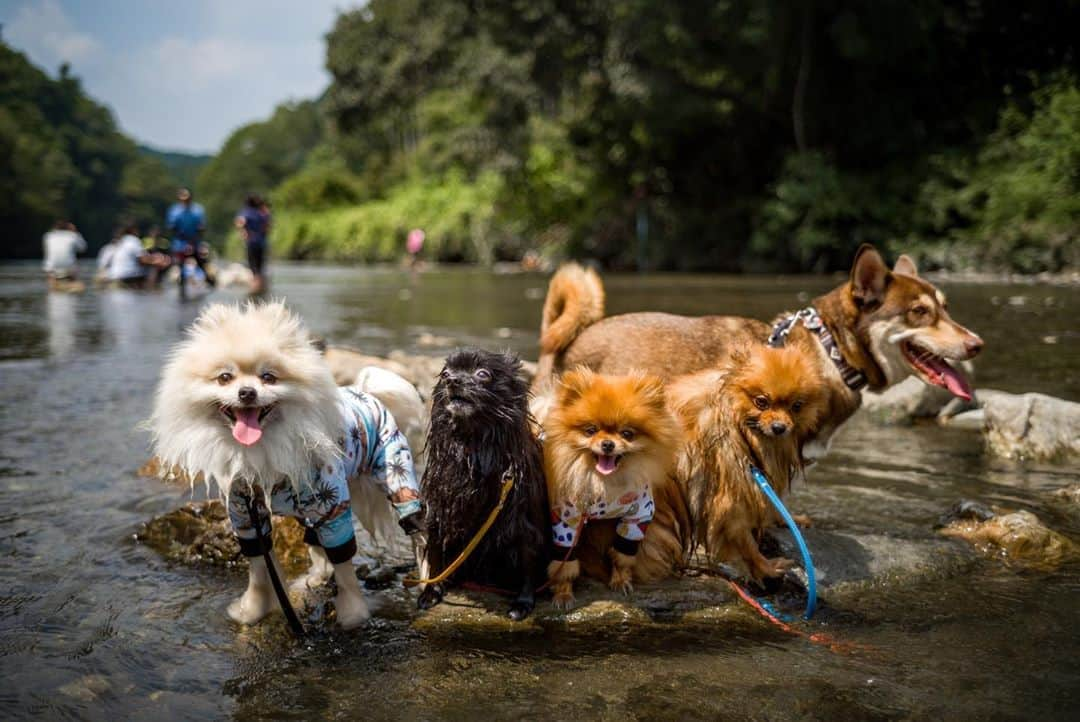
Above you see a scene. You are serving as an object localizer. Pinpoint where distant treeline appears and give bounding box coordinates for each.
[5,2,1079,271]
[0,42,205,257]
[195,0,1080,273]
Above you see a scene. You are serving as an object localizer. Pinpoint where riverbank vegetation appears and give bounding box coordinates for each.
[196,1,1080,273]
[0,43,199,257]
[5,2,1079,272]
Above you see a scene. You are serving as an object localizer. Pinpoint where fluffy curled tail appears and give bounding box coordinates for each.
[539,263,605,357]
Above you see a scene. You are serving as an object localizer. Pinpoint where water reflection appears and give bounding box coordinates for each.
[45,290,78,359]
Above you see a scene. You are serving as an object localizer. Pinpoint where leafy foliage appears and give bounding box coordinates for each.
[0,42,189,256]
[196,100,324,236]
[8,2,1080,270]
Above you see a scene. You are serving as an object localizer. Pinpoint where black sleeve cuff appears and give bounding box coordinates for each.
[612,535,640,557]
[554,544,578,562]
[397,510,426,536]
[303,527,322,547]
[237,534,270,558]
[324,536,358,565]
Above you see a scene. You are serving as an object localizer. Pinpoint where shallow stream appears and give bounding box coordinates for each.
[0,261,1076,720]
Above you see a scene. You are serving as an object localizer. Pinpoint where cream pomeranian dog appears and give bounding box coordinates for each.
[151,301,428,629]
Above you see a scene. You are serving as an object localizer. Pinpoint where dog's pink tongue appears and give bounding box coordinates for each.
[941,365,974,401]
[929,357,974,401]
[595,454,617,475]
[232,408,263,446]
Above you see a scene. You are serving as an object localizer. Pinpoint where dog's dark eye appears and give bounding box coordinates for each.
[475,368,491,382]
[583,425,598,436]
[753,395,769,410]
[911,305,929,317]
[216,372,234,385]
[620,428,636,441]
[260,372,278,385]
[792,400,804,412]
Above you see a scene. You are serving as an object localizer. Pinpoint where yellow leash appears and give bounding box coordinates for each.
[403,472,515,587]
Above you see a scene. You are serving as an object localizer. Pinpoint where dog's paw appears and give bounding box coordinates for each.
[507,599,534,621]
[226,587,275,626]
[752,556,794,585]
[335,592,371,630]
[416,584,444,610]
[790,514,813,529]
[551,585,576,611]
[608,567,634,595]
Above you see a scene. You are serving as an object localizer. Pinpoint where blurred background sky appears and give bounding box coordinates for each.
[1,0,347,152]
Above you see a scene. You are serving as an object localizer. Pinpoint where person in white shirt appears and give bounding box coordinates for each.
[95,232,120,284]
[42,221,87,285]
[107,223,153,287]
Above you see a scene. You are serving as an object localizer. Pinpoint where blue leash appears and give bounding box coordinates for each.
[748,464,818,619]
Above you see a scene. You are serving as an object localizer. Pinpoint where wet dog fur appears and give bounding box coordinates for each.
[667,344,829,583]
[417,348,549,620]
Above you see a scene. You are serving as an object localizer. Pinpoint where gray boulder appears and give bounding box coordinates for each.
[983,391,1080,460]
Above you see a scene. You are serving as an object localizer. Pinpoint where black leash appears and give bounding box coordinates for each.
[246,494,307,638]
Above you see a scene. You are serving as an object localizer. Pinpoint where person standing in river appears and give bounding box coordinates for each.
[234,194,270,294]
[166,188,215,298]
[42,220,87,290]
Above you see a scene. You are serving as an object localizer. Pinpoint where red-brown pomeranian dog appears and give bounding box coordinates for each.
[667,344,829,584]
[543,368,685,609]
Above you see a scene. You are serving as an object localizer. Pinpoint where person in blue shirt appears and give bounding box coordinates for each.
[166,188,215,297]
[235,193,270,294]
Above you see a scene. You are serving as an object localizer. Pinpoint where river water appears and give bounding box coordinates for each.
[0,261,1077,720]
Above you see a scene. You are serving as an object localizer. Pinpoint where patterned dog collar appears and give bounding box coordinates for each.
[768,307,867,391]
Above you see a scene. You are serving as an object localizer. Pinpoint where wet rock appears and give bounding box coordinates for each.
[939,507,1078,569]
[940,408,985,431]
[135,501,310,574]
[768,528,974,591]
[412,576,731,634]
[983,391,1080,460]
[410,528,984,633]
[1052,484,1080,506]
[937,499,996,526]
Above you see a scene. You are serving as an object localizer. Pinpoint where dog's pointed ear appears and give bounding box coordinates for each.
[893,254,918,277]
[850,244,890,308]
[556,367,593,404]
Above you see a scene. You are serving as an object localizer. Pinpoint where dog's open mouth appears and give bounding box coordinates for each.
[901,341,973,400]
[594,453,622,476]
[220,404,276,446]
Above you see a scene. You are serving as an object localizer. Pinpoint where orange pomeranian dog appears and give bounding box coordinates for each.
[543,368,683,609]
[667,344,829,583]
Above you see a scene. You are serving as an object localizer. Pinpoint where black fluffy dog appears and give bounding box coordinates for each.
[417,348,549,620]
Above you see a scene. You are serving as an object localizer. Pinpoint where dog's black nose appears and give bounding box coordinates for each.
[770,422,788,436]
[238,386,257,404]
[601,440,615,454]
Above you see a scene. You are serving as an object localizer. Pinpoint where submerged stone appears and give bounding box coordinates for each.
[939,507,1078,569]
